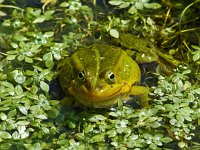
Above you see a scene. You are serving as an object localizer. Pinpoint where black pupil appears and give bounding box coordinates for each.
[110,73,114,79]
[79,71,84,79]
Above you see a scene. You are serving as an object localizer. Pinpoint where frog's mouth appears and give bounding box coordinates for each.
[68,82,131,108]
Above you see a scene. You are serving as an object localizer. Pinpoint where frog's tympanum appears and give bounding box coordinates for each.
[59,44,150,108]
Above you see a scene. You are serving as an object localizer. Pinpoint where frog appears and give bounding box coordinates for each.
[58,33,180,108]
[59,44,150,108]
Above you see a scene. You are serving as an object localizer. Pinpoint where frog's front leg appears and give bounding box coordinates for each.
[61,95,82,108]
[127,86,150,108]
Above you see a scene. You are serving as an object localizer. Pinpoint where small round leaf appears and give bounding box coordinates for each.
[109,29,119,38]
[40,81,49,92]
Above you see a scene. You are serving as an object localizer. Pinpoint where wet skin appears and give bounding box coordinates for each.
[59,44,150,108]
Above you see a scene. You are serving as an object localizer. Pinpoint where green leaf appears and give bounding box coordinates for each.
[33,16,46,23]
[6,50,17,54]
[44,32,54,38]
[60,2,70,7]
[107,130,117,138]
[42,127,50,134]
[176,114,184,122]
[43,52,53,61]
[108,112,119,117]
[178,141,186,148]
[53,52,61,60]
[194,88,200,94]
[128,5,137,14]
[161,137,172,143]
[119,2,130,8]
[75,133,84,141]
[84,124,93,133]
[164,104,173,111]
[191,45,200,50]
[15,85,23,95]
[90,134,105,143]
[7,109,17,118]
[149,121,161,128]
[30,45,41,53]
[40,81,49,92]
[0,112,7,120]
[109,29,119,38]
[1,81,14,89]
[25,70,35,76]
[135,2,143,10]
[0,10,6,16]
[111,141,118,147]
[184,115,192,122]
[109,0,122,6]
[14,74,26,84]
[30,85,38,94]
[177,80,183,89]
[187,93,195,101]
[10,42,18,48]
[18,106,28,115]
[17,125,26,134]
[21,132,29,139]
[25,57,33,63]
[36,114,48,119]
[146,117,158,123]
[193,53,200,61]
[144,3,161,9]
[141,0,150,3]
[17,55,25,61]
[147,108,158,116]
[0,0,4,4]
[31,142,41,150]
[169,118,176,125]
[13,34,28,41]
[89,115,107,122]
[16,121,30,126]
[68,139,77,145]
[182,69,191,75]
[149,143,157,149]
[6,55,16,60]
[0,132,12,139]
[12,131,21,139]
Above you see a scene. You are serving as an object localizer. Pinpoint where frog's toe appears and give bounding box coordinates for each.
[127,86,151,108]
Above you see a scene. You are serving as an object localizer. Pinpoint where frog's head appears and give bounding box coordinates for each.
[68,68,134,108]
[60,45,141,108]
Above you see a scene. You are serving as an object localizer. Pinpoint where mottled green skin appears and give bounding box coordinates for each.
[115,33,180,70]
[59,44,149,108]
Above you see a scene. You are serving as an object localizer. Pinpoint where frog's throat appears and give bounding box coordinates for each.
[68,82,131,103]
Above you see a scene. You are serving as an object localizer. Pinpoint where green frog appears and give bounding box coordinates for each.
[59,34,180,108]
[59,44,150,108]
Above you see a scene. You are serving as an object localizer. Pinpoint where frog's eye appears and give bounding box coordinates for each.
[106,71,115,83]
[78,71,85,82]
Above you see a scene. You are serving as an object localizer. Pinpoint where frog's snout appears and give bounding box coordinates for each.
[84,81,113,96]
[97,83,103,88]
[84,79,104,91]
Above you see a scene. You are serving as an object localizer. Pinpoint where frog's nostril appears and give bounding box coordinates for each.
[123,82,127,85]
[98,84,103,88]
[85,83,91,90]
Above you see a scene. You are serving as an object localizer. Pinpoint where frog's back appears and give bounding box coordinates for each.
[94,45,141,84]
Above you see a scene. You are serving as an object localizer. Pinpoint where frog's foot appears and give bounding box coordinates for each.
[61,95,76,107]
[127,86,151,108]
